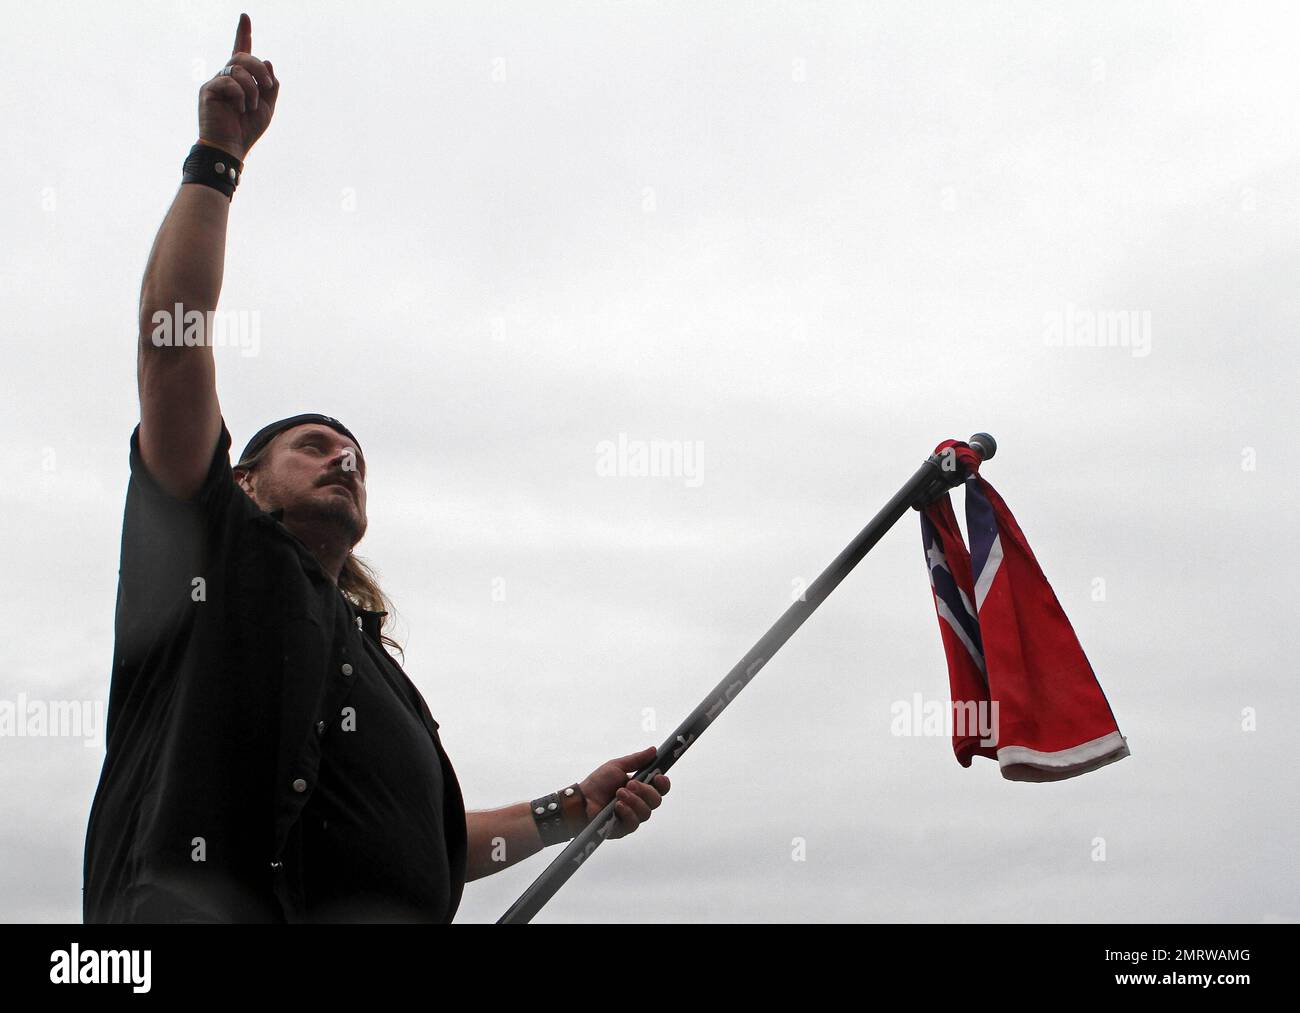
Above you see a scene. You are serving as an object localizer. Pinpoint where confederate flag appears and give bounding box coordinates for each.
[919,439,1129,781]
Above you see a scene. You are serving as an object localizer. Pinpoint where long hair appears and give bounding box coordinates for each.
[338,552,403,658]
[234,441,403,658]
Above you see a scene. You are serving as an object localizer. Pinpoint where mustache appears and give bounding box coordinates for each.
[316,472,359,494]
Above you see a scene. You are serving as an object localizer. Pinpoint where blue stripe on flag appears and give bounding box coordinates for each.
[921,513,985,663]
[964,479,1004,611]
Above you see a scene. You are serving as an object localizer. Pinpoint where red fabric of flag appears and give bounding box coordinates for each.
[920,440,1130,782]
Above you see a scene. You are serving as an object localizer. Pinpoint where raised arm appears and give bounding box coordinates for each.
[136,13,279,499]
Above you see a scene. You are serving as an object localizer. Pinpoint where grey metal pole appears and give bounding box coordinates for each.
[497,434,997,923]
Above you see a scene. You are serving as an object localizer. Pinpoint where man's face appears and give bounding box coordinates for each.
[237,424,368,545]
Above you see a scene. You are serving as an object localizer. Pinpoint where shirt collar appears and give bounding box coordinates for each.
[255,505,384,642]
[343,595,389,645]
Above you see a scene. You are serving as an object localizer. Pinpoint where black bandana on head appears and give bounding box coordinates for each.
[237,413,363,467]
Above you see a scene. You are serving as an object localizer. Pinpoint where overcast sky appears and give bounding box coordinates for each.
[1,0,1296,923]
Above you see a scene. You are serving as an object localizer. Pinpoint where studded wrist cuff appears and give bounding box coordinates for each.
[530,783,587,847]
[182,141,243,200]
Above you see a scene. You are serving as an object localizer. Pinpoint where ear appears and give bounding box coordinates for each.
[233,467,254,495]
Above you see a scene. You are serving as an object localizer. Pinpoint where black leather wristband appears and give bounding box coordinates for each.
[182,142,243,200]
[530,784,585,847]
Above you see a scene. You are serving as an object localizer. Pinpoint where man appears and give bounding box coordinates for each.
[83,13,670,924]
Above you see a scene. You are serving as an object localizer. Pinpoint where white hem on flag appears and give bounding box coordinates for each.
[997,731,1130,782]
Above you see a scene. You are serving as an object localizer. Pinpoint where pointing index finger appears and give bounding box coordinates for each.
[233,12,252,56]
